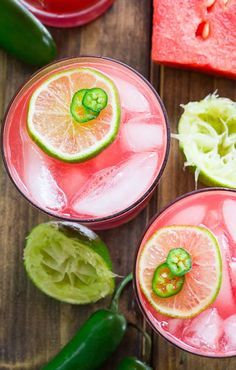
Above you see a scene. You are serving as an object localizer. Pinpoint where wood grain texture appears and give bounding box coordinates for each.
[1,1,236,369]
[0,1,152,369]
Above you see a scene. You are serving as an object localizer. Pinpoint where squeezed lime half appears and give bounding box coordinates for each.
[174,93,236,188]
[24,222,115,304]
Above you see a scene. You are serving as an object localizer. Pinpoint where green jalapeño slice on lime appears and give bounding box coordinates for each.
[82,88,108,113]
[70,87,108,123]
[27,67,121,163]
[70,89,99,123]
[166,248,192,276]
[152,263,185,298]
[139,225,222,318]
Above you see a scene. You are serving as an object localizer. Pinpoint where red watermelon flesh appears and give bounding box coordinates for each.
[152,0,236,79]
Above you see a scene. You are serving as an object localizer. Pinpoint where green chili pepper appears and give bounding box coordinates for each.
[82,88,108,113]
[41,273,133,370]
[152,263,185,298]
[0,0,56,66]
[70,89,99,123]
[116,357,153,370]
[166,248,192,276]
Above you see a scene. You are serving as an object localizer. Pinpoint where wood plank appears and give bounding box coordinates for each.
[150,64,236,370]
[0,1,153,369]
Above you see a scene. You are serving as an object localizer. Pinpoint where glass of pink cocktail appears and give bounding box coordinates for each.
[135,188,236,357]
[18,0,115,27]
[2,57,169,230]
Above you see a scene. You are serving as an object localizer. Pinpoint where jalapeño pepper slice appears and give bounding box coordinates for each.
[70,89,99,123]
[166,248,192,276]
[152,263,185,298]
[82,87,108,113]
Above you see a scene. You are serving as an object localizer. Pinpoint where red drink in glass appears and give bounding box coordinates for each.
[2,57,169,230]
[135,188,236,357]
[18,0,115,27]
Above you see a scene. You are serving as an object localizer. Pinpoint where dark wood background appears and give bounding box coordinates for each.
[1,1,236,369]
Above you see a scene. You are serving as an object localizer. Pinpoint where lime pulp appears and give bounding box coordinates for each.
[174,93,236,188]
[24,222,115,304]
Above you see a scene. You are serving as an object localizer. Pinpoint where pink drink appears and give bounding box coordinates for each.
[18,0,115,27]
[2,57,169,230]
[135,188,236,357]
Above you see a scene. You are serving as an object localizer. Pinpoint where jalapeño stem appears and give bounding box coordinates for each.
[128,322,152,363]
[110,273,133,313]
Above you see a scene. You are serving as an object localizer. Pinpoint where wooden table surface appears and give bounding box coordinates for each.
[1,1,236,369]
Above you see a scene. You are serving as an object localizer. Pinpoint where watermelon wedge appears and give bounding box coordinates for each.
[152,0,236,79]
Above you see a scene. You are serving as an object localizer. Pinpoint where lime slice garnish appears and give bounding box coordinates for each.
[174,93,236,188]
[138,225,222,318]
[24,222,115,304]
[27,67,121,163]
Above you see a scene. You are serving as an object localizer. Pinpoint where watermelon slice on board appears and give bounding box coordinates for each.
[152,0,236,79]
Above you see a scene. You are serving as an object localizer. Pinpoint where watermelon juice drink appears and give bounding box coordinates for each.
[135,188,236,357]
[2,57,169,230]
[18,0,115,27]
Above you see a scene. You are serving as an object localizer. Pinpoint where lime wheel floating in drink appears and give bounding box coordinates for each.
[28,68,120,162]
[2,57,169,229]
[138,225,222,318]
[135,189,236,357]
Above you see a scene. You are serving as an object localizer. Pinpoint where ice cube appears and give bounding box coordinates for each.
[203,209,221,231]
[168,205,206,225]
[213,234,236,318]
[183,308,223,350]
[72,152,158,217]
[57,164,87,201]
[223,200,236,244]
[122,117,164,152]
[168,319,184,335]
[24,145,67,211]
[116,78,149,112]
[224,315,236,350]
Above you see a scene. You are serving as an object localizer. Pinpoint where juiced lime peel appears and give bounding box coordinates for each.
[173,93,236,188]
[24,222,115,304]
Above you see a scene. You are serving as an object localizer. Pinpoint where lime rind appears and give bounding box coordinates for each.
[27,68,121,163]
[24,223,115,304]
[139,225,222,319]
[174,93,236,188]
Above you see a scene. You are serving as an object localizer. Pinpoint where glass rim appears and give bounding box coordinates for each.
[133,187,236,359]
[1,55,170,224]
[18,0,114,19]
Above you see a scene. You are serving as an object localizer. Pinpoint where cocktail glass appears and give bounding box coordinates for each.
[134,188,236,357]
[18,0,115,27]
[2,57,170,230]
